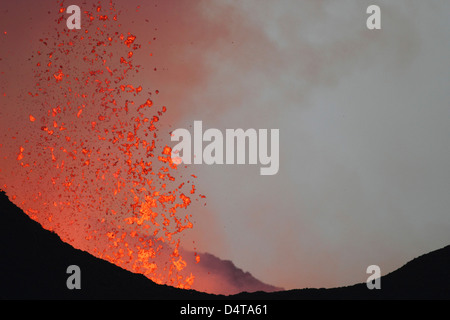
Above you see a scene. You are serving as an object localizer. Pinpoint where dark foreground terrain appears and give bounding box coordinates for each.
[1,191,449,300]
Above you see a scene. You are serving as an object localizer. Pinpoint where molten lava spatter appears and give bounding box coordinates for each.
[3,0,202,289]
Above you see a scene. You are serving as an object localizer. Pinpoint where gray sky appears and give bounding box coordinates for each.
[175,0,450,289]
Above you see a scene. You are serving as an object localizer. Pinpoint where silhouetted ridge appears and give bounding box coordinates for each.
[233,245,450,300]
[0,190,208,299]
[1,190,449,300]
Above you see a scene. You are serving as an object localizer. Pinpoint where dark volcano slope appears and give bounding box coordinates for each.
[0,191,210,300]
[1,190,449,300]
[234,245,450,300]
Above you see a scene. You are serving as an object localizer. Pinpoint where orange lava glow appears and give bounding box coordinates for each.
[4,0,203,290]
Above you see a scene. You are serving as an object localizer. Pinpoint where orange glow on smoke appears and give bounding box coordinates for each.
[6,0,203,289]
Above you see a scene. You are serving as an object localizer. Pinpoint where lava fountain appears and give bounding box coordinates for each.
[1,0,204,289]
